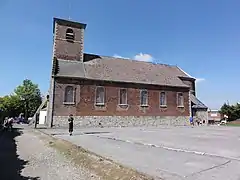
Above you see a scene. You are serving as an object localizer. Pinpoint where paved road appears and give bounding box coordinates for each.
[0,127,99,180]
[43,126,240,180]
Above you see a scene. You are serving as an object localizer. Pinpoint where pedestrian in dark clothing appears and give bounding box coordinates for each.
[68,114,74,136]
[189,116,194,127]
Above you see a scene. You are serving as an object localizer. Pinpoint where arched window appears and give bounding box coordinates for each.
[66,28,75,42]
[64,86,74,103]
[119,88,127,105]
[177,92,184,107]
[160,92,167,106]
[95,86,105,105]
[140,89,148,106]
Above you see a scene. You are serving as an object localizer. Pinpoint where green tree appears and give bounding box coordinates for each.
[220,103,231,117]
[0,97,4,124]
[14,79,42,118]
[220,102,240,121]
[0,95,22,118]
[232,103,240,120]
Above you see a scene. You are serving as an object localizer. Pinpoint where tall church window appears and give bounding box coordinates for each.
[64,86,75,103]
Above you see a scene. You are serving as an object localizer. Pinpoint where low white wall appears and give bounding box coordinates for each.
[39,110,47,125]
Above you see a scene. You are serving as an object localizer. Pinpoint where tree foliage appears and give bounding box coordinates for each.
[0,79,42,122]
[220,103,240,121]
[0,95,22,117]
[14,79,42,117]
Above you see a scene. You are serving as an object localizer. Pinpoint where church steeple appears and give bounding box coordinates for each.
[52,18,87,61]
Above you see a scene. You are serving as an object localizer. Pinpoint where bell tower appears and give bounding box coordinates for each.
[52,18,87,61]
[47,18,87,128]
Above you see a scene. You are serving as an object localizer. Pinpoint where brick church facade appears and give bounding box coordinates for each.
[45,18,208,128]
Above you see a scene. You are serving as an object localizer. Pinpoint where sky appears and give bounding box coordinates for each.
[0,0,240,109]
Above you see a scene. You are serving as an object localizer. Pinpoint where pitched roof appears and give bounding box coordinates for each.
[56,53,193,88]
[190,94,208,109]
[53,18,87,33]
[58,60,85,78]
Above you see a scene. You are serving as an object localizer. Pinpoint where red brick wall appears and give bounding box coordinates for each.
[53,78,190,117]
[53,22,84,61]
[180,78,196,96]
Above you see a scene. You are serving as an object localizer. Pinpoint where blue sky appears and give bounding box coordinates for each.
[0,0,239,109]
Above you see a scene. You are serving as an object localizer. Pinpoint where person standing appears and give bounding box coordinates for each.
[68,114,74,136]
[8,117,13,131]
[189,116,194,127]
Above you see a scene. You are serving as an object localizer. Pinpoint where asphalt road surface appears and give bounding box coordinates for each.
[44,126,240,180]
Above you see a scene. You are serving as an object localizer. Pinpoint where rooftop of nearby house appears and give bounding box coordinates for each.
[208,109,220,113]
[53,53,195,88]
[190,94,208,109]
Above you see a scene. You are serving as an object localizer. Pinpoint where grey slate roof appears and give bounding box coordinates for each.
[58,60,85,78]
[190,94,208,109]
[56,53,194,88]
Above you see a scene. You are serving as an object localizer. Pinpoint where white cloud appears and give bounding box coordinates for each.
[113,54,128,59]
[113,53,154,62]
[195,78,205,83]
[134,53,154,62]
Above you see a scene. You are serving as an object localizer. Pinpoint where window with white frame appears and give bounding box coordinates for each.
[95,86,105,105]
[140,89,148,106]
[177,92,184,107]
[119,88,127,105]
[64,86,75,103]
[160,92,167,106]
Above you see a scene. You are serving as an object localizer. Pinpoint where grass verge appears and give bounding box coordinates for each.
[33,130,156,180]
[226,123,240,127]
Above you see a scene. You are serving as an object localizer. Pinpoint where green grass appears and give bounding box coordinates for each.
[226,123,240,127]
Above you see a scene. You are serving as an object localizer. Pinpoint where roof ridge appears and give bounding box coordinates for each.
[84,52,176,67]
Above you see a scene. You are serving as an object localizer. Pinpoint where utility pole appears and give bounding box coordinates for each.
[24,100,28,122]
[34,113,38,129]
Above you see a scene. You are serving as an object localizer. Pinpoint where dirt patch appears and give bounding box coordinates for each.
[33,130,156,180]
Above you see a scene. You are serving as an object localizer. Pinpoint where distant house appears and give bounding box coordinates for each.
[45,18,208,128]
[208,110,222,124]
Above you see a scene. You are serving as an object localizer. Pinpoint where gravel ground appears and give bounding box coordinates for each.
[0,128,100,180]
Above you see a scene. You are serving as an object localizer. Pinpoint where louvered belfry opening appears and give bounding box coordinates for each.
[66,28,75,42]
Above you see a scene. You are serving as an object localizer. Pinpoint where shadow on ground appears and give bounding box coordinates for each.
[0,127,40,180]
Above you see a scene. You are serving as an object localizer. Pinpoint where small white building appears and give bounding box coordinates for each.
[39,108,47,125]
